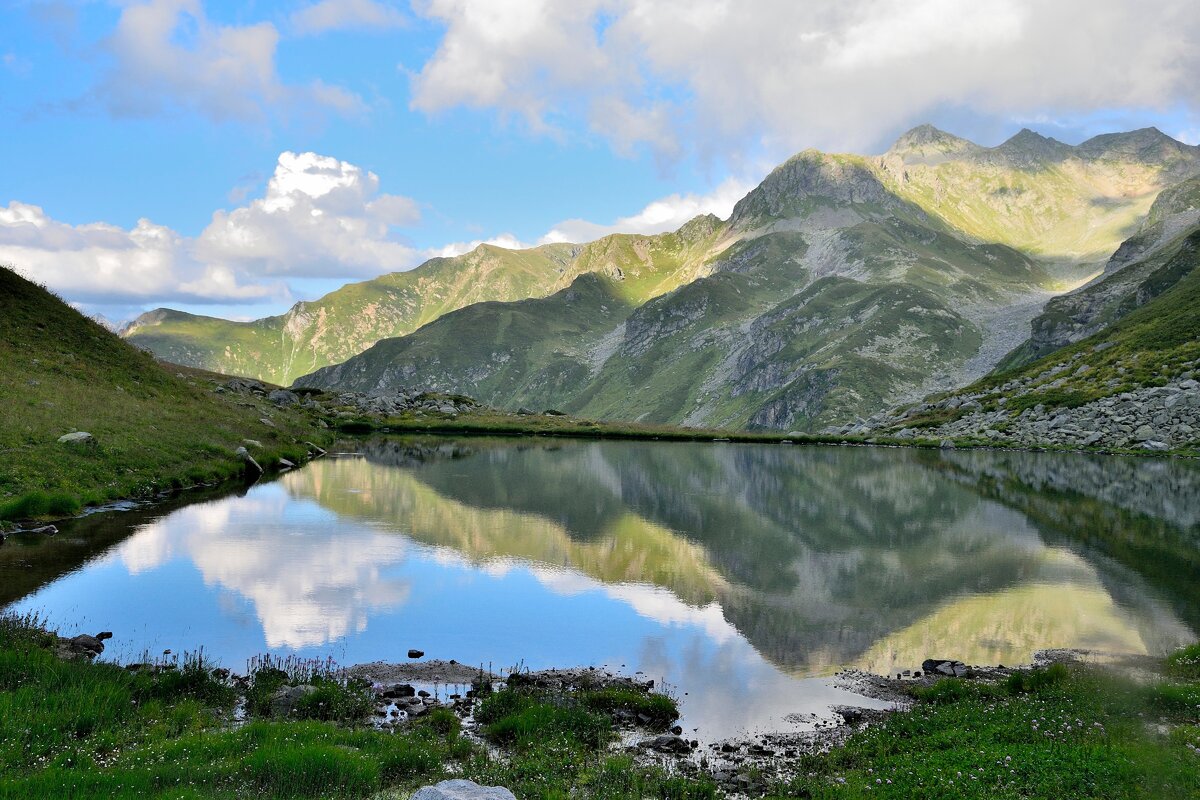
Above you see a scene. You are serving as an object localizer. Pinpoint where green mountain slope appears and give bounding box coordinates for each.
[998,175,1200,369]
[872,217,1200,449]
[145,126,1200,430]
[125,221,731,386]
[0,267,325,521]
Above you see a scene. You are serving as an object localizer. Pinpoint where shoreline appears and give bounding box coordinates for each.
[5,613,1196,798]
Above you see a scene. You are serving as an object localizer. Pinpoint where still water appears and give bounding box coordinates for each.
[4,439,1199,739]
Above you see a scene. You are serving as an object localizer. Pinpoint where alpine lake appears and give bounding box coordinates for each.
[3,437,1198,742]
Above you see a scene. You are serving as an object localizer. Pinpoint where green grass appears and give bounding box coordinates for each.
[773,658,1200,799]
[0,267,333,522]
[0,612,711,799]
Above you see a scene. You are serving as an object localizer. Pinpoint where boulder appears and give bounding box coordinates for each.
[641,734,692,754]
[235,446,263,475]
[408,649,425,659]
[921,659,970,678]
[269,684,317,717]
[225,378,266,394]
[68,633,107,656]
[411,780,516,800]
[57,431,96,446]
[1133,424,1156,442]
[268,389,300,406]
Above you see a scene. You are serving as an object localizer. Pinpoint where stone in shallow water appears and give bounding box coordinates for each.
[411,780,516,800]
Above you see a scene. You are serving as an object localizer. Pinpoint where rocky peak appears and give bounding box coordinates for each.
[992,128,1073,164]
[728,151,895,228]
[1076,127,1199,165]
[1146,175,1200,228]
[886,124,980,161]
[675,213,724,242]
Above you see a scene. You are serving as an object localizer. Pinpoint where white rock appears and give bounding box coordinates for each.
[57,431,95,445]
[411,780,516,800]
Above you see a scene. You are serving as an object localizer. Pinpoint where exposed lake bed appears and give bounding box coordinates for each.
[4,437,1197,745]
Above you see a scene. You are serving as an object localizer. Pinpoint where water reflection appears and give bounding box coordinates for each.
[5,439,1198,738]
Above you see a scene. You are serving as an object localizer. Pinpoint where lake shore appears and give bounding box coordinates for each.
[2,612,1197,799]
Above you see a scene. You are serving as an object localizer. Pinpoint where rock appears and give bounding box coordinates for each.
[408,649,425,659]
[410,780,516,800]
[641,734,691,754]
[939,439,956,449]
[268,389,300,406]
[277,458,296,469]
[381,683,416,699]
[269,684,317,716]
[259,417,276,428]
[57,431,96,446]
[921,658,969,677]
[1142,440,1170,451]
[225,377,266,394]
[242,439,263,449]
[516,407,534,416]
[235,446,263,475]
[1133,424,1156,442]
[304,441,328,456]
[68,634,106,656]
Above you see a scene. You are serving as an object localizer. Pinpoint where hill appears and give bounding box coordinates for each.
[0,267,327,521]
[125,221,730,386]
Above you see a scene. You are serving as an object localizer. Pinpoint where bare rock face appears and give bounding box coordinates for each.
[411,780,516,800]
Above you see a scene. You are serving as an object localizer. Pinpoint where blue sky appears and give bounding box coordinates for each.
[2,0,1198,323]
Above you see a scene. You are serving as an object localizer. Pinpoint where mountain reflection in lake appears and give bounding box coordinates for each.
[6,439,1199,739]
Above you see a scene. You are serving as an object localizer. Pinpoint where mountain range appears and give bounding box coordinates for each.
[125,126,1200,431]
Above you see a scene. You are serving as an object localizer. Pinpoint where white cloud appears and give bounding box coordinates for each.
[540,176,755,244]
[197,151,421,278]
[1,150,425,312]
[431,232,535,259]
[0,201,280,306]
[290,0,407,35]
[410,0,1200,156]
[93,0,364,123]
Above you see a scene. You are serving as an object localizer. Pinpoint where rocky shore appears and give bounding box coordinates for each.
[843,352,1200,452]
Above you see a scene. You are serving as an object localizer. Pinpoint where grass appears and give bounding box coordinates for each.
[0,267,333,523]
[773,658,1200,799]
[2,610,1197,799]
[0,611,712,799]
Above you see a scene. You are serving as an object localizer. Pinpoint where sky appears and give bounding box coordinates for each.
[2,0,1199,324]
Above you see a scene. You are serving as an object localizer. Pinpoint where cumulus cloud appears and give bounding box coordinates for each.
[410,0,1200,156]
[1,150,425,314]
[0,200,280,306]
[93,0,364,123]
[197,151,421,278]
[291,0,407,35]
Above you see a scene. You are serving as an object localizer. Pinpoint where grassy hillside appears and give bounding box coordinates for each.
[126,222,729,386]
[0,268,328,521]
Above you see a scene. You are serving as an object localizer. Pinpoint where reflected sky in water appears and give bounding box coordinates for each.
[7,439,1198,739]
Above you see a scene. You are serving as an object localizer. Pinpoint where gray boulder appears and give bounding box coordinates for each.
[268,389,300,406]
[57,431,96,446]
[235,446,263,475]
[411,781,516,800]
[269,685,317,716]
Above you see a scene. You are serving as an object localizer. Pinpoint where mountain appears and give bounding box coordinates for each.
[137,126,1200,430]
[294,128,1200,430]
[125,221,731,386]
[866,211,1200,450]
[997,174,1200,369]
[0,267,322,521]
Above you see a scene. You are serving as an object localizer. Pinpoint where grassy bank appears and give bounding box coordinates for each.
[0,268,333,523]
[1,611,1196,799]
[774,655,1200,799]
[0,613,710,800]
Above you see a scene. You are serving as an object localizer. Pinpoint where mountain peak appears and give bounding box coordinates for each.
[729,151,895,227]
[992,128,1073,163]
[889,124,977,154]
[1076,127,1195,162]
